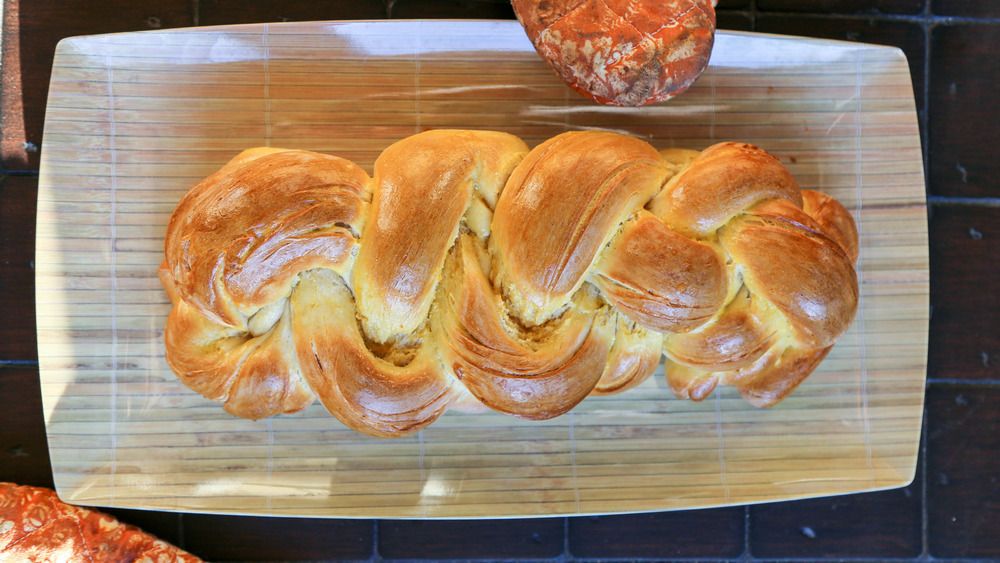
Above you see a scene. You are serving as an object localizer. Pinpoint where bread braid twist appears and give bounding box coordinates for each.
[159,129,858,437]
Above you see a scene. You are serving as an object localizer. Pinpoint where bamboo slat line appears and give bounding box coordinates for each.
[36,22,928,518]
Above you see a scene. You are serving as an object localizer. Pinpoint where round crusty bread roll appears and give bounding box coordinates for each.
[159,129,859,437]
[0,482,202,562]
[512,0,717,106]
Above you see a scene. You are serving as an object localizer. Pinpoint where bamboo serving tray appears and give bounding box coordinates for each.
[36,21,928,518]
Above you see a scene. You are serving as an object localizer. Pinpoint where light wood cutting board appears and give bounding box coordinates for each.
[36,21,927,518]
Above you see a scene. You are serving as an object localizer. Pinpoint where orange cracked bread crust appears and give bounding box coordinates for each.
[512,0,717,106]
[159,129,859,437]
[0,482,202,562]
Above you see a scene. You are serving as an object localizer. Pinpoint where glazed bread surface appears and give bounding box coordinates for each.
[160,129,859,437]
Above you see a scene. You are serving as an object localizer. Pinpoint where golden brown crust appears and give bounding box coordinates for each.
[163,150,368,329]
[293,270,457,437]
[736,346,833,407]
[592,211,728,333]
[436,236,612,419]
[161,297,316,421]
[801,189,860,263]
[591,315,663,395]
[655,144,858,404]
[663,285,778,372]
[721,201,858,349]
[160,130,859,437]
[648,142,804,238]
[355,130,529,343]
[491,131,668,324]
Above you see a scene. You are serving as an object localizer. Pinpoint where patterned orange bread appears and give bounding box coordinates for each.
[0,482,202,562]
[512,0,717,106]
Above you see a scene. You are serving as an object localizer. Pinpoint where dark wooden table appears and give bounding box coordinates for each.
[2,1,998,561]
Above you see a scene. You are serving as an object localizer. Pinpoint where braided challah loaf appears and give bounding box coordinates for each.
[159,129,859,437]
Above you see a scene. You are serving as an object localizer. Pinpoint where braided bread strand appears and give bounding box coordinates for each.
[159,129,858,437]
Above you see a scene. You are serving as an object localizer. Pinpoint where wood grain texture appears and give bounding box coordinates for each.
[757,0,924,13]
[756,14,926,110]
[379,519,564,559]
[183,513,374,560]
[928,206,1000,380]
[926,384,1000,559]
[716,11,754,31]
[2,0,194,170]
[199,0,388,26]
[0,175,37,361]
[390,0,516,19]
[929,24,1000,198]
[0,366,53,490]
[748,456,922,558]
[1,0,29,169]
[35,22,927,518]
[932,0,1000,17]
[568,508,745,559]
